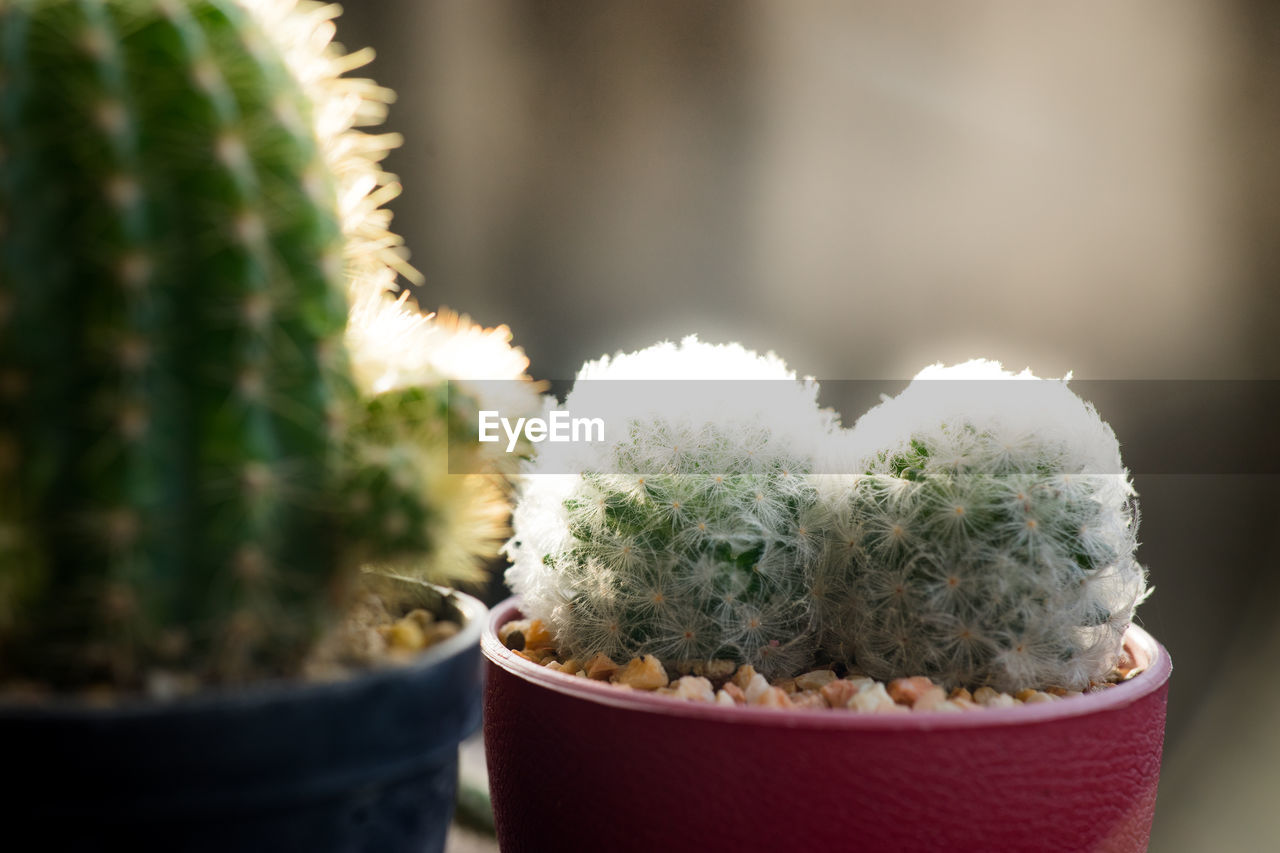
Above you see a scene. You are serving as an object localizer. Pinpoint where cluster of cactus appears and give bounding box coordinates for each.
[506,337,842,678]
[0,0,530,689]
[821,361,1148,690]
[510,351,1148,692]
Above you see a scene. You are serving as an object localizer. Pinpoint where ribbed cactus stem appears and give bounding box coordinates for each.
[0,0,502,687]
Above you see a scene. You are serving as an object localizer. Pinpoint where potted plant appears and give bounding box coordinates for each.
[483,343,1169,852]
[0,1,534,849]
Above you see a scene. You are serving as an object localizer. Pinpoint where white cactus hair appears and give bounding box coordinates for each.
[826,359,1149,691]
[505,336,842,677]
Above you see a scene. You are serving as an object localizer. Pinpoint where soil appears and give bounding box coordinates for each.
[498,618,1146,713]
[302,588,463,681]
[0,583,464,704]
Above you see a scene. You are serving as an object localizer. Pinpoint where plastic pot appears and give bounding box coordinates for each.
[483,596,1171,853]
[0,586,486,852]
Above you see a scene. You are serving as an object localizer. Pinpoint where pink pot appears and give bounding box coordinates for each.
[483,596,1170,852]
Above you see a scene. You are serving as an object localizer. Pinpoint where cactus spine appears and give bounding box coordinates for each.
[0,0,528,688]
[823,360,1148,691]
[506,337,840,678]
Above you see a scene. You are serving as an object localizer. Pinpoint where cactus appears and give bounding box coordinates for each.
[822,360,1148,692]
[345,296,539,590]
[505,337,841,678]
[0,0,530,688]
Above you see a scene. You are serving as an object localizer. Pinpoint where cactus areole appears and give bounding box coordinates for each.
[0,0,512,690]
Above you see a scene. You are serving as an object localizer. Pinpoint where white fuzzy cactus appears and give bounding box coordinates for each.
[822,360,1148,692]
[505,336,841,678]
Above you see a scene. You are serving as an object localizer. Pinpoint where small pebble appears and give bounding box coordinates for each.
[973,686,1016,708]
[721,682,747,705]
[613,655,668,690]
[384,619,426,652]
[791,690,827,710]
[145,670,197,702]
[406,609,435,630]
[81,685,119,708]
[910,687,951,712]
[744,673,771,704]
[584,653,619,681]
[425,621,460,646]
[715,689,736,707]
[499,619,530,649]
[522,647,555,665]
[848,682,899,713]
[795,669,837,691]
[751,686,793,709]
[731,665,758,691]
[679,659,737,686]
[500,618,555,652]
[820,679,859,708]
[888,676,939,707]
[671,676,715,703]
[522,619,556,651]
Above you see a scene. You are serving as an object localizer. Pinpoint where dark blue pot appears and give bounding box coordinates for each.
[0,588,486,853]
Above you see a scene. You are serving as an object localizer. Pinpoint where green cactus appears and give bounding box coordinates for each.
[506,337,841,678]
[0,0,526,689]
[822,360,1148,692]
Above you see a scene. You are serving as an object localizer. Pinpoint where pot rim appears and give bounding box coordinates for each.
[483,595,1171,731]
[0,584,488,719]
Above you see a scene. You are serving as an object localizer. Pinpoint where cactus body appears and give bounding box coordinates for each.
[0,0,528,688]
[824,361,1148,691]
[506,337,840,678]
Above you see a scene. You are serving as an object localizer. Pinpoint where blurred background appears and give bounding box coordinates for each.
[336,2,1280,849]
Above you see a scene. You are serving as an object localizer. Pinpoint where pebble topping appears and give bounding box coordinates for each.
[500,618,1142,712]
